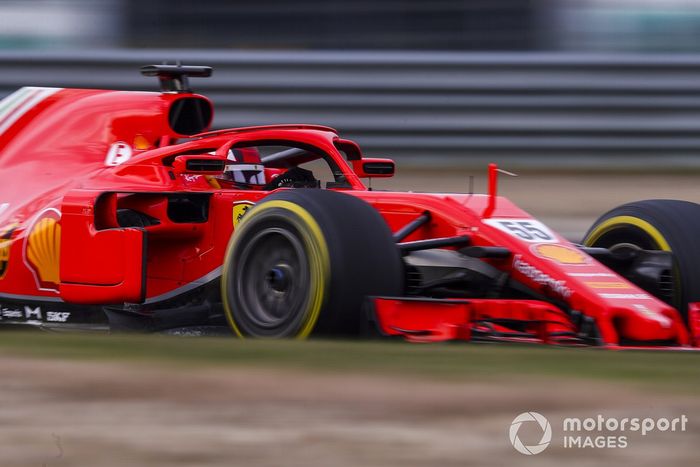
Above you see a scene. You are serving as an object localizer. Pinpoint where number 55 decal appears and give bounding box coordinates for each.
[483,218,557,243]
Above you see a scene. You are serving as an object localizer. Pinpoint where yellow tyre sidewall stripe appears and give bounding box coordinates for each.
[222,200,331,339]
[584,215,671,252]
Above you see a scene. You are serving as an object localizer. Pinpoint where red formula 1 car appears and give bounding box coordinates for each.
[0,65,697,348]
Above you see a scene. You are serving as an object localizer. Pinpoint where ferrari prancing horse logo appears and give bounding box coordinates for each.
[232,201,254,228]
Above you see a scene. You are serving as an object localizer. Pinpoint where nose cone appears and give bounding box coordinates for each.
[613,304,688,344]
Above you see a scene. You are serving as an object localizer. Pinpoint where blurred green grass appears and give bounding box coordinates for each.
[0,331,697,391]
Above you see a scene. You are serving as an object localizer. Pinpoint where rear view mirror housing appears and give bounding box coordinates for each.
[352,158,395,178]
[172,155,227,175]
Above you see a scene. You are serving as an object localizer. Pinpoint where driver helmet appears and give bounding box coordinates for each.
[224,147,265,186]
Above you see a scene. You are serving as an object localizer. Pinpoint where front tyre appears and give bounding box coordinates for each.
[221,189,403,338]
[583,199,700,322]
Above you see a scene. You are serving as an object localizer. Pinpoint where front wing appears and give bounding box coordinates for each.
[368,296,699,349]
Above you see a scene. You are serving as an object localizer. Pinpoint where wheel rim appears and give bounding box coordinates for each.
[234,227,311,332]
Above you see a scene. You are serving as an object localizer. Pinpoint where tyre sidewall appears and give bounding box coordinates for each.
[584,199,700,320]
[222,189,403,337]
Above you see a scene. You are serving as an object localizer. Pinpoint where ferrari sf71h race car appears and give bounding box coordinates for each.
[0,65,697,348]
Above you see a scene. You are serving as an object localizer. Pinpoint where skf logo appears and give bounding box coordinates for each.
[232,201,254,228]
[25,209,61,291]
[0,223,18,279]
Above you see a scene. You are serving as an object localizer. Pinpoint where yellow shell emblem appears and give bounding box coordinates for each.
[232,202,254,228]
[532,243,589,265]
[27,215,61,288]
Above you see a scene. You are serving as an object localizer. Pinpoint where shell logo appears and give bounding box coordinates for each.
[25,210,61,290]
[532,243,590,265]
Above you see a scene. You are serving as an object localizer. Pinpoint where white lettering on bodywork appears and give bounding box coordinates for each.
[1,308,22,319]
[24,306,41,319]
[513,254,572,299]
[46,311,70,323]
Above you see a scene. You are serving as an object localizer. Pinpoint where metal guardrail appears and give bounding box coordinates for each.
[2,50,700,169]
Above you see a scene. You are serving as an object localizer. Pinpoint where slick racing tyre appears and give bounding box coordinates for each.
[583,199,700,323]
[221,189,403,338]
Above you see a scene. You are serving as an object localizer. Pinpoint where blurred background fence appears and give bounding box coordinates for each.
[5,1,700,169]
[3,50,700,169]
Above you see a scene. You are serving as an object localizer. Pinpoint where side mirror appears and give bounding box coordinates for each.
[172,155,227,175]
[351,158,395,178]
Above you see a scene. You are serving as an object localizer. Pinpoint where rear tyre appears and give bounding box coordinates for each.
[583,199,700,322]
[221,189,403,338]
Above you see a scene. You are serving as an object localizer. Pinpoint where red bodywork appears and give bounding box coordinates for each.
[0,84,693,347]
